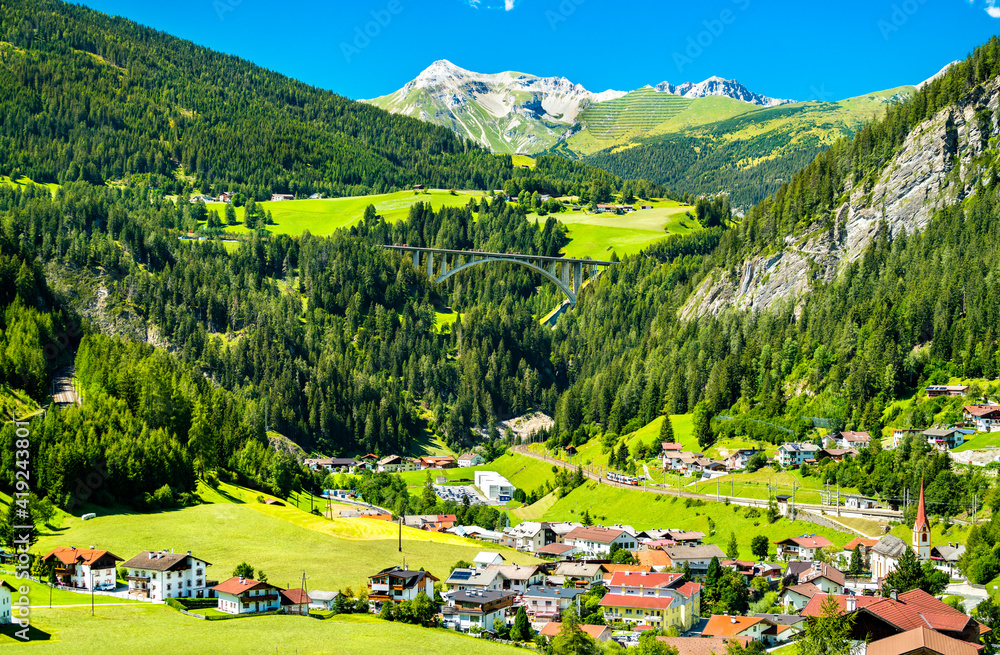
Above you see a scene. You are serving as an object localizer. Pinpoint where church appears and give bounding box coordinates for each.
[869,481,931,582]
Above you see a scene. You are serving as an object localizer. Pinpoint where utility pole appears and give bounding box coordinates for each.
[717,478,720,502]
[398,516,402,553]
[837,483,840,517]
[300,570,308,616]
[677,472,681,497]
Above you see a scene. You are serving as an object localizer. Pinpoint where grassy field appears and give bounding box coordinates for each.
[511,154,535,168]
[515,480,853,561]
[1,174,60,194]
[207,190,480,237]
[888,519,972,547]
[555,199,699,260]
[0,604,522,654]
[33,481,540,595]
[396,452,559,499]
[952,431,1000,452]
[0,569,141,607]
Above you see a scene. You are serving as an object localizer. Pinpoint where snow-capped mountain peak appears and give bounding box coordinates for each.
[654,76,793,107]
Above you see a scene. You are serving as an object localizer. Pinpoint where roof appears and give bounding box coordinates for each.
[666,530,705,542]
[308,590,340,602]
[212,576,278,595]
[540,623,610,640]
[923,428,959,437]
[964,405,1000,418]
[535,543,575,555]
[787,561,846,586]
[0,580,16,593]
[637,550,673,568]
[866,626,980,655]
[844,537,880,551]
[915,481,929,534]
[473,552,504,564]
[121,551,210,571]
[554,562,605,578]
[776,535,834,549]
[378,455,403,466]
[523,585,586,599]
[783,583,822,599]
[600,593,673,610]
[449,589,516,605]
[799,593,893,617]
[661,544,726,560]
[702,615,770,637]
[369,567,438,583]
[565,526,628,544]
[840,432,872,442]
[457,452,480,461]
[446,567,504,587]
[857,589,977,635]
[608,571,681,588]
[753,614,808,626]
[656,637,751,655]
[933,545,966,562]
[779,442,821,452]
[280,588,311,605]
[872,534,909,558]
[674,581,703,598]
[44,547,122,566]
[486,564,540,581]
[662,443,684,451]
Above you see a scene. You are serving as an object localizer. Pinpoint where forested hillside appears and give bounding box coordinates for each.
[546,39,1000,487]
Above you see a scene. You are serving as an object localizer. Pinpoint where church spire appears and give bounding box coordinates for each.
[914,478,929,531]
[912,477,931,560]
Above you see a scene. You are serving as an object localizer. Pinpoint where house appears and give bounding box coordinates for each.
[661,443,683,466]
[120,549,212,600]
[925,385,968,398]
[419,456,457,469]
[931,543,966,575]
[721,559,755,580]
[43,547,123,591]
[656,637,751,655]
[540,622,611,642]
[548,522,584,544]
[600,571,702,630]
[784,561,845,594]
[457,453,483,467]
[846,495,878,510]
[781,583,822,611]
[487,564,545,593]
[441,589,516,633]
[777,442,821,467]
[838,432,872,449]
[963,405,1000,432]
[922,428,964,450]
[659,544,726,573]
[843,537,880,563]
[308,590,340,611]
[872,482,930,581]
[892,428,924,449]
[303,457,334,471]
[402,514,458,531]
[506,522,556,552]
[539,194,553,202]
[280,588,311,615]
[774,535,834,561]
[270,193,294,201]
[217,192,233,203]
[664,530,705,545]
[804,589,984,645]
[535,543,578,559]
[553,562,607,587]
[864,626,981,655]
[639,204,654,210]
[702,615,775,642]
[601,564,654,584]
[445,567,506,593]
[413,184,425,190]
[308,193,323,199]
[474,471,515,502]
[0,580,13,624]
[821,448,860,462]
[368,567,438,609]
[378,455,416,472]
[564,526,637,557]
[637,549,673,572]
[212,576,282,615]
[448,525,503,543]
[724,449,761,471]
[473,552,505,568]
[521,585,585,621]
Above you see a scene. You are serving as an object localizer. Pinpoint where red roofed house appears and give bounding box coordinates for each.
[837,432,872,449]
[964,405,1000,432]
[540,622,612,642]
[701,615,775,642]
[600,571,702,630]
[42,547,123,591]
[775,535,834,561]
[280,588,311,615]
[843,537,879,562]
[866,626,982,655]
[656,636,752,655]
[565,526,637,557]
[367,566,438,610]
[800,593,883,618]
[212,576,282,614]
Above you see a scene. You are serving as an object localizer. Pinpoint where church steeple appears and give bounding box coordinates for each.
[912,478,931,561]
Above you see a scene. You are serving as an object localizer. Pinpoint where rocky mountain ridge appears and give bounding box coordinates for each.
[653,76,792,107]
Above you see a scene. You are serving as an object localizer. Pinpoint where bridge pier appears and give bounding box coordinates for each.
[440,253,449,276]
[412,250,420,270]
[426,251,434,278]
[561,262,570,288]
[574,262,583,293]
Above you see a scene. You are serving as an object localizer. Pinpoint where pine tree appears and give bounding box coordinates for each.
[882,548,925,596]
[510,606,531,641]
[727,531,740,560]
[551,607,598,655]
[848,545,863,576]
[659,415,675,443]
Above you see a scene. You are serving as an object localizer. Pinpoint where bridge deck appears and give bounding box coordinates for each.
[381,245,616,267]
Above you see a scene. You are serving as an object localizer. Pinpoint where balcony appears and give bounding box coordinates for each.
[246,594,279,602]
[126,575,151,582]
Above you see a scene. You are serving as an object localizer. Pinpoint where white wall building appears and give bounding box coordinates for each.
[474,471,515,502]
[42,547,123,591]
[564,526,637,557]
[212,577,282,615]
[777,443,820,467]
[120,550,212,600]
[0,580,14,624]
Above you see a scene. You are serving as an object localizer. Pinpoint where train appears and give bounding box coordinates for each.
[606,472,640,486]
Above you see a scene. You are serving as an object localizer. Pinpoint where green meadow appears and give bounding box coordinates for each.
[555,199,699,260]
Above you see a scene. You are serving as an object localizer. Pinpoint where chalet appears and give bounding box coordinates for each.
[43,547,123,591]
[472,552,505,568]
[639,204,653,210]
[600,571,702,630]
[378,455,416,472]
[441,589,516,633]
[418,456,456,469]
[564,526,637,557]
[838,432,872,449]
[539,194,553,202]
[931,543,966,575]
[721,559,755,580]
[659,544,726,573]
[121,549,212,600]
[412,184,425,190]
[402,514,457,531]
[963,405,1000,432]
[217,192,233,203]
[664,530,705,544]
[444,567,506,593]
[280,588,311,615]
[303,457,334,471]
[367,567,437,609]
[0,580,13,624]
[506,521,556,552]
[212,576,281,615]
[548,522,583,544]
[725,449,761,471]
[270,193,294,201]
[702,615,775,642]
[487,564,545,593]
[656,637,751,655]
[784,561,845,594]
[781,582,822,611]
[922,428,964,450]
[553,562,607,587]
[843,537,879,562]
[774,535,834,561]
[457,452,483,467]
[845,495,878,510]
[308,193,323,199]
[777,442,821,467]
[521,584,585,621]
[821,448,860,462]
[308,590,340,611]
[865,626,981,655]
[540,622,611,642]
[925,385,968,398]
[448,525,502,542]
[595,204,634,214]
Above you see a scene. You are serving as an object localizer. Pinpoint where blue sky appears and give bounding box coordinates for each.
[80,0,999,101]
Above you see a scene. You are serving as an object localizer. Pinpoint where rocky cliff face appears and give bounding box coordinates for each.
[680,77,997,320]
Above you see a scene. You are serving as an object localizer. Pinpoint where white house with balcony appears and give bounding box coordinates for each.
[777,443,820,468]
[564,526,637,557]
[367,566,437,609]
[211,576,282,614]
[121,550,212,600]
[42,547,123,591]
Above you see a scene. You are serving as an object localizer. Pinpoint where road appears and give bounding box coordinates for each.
[511,445,904,522]
[51,366,80,408]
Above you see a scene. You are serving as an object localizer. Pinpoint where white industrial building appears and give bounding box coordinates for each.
[474,471,516,502]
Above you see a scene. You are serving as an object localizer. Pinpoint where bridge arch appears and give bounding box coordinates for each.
[436,256,577,304]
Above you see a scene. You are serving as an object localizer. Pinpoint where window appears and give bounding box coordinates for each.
[167,584,172,591]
